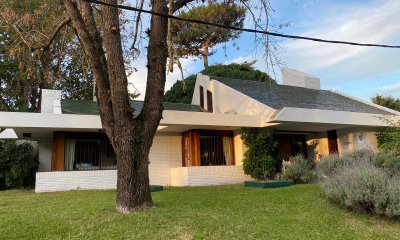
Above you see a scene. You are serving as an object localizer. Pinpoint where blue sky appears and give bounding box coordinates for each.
[128,0,400,101]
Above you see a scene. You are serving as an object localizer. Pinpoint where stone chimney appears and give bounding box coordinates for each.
[281,68,320,90]
[40,89,62,114]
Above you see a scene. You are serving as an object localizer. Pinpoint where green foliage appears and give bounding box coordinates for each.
[377,121,400,156]
[372,95,400,112]
[171,3,246,66]
[243,155,276,180]
[282,155,316,184]
[0,141,38,189]
[164,62,275,104]
[0,0,93,111]
[241,128,278,180]
[319,150,400,217]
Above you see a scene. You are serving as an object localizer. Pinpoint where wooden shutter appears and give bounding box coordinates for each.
[51,132,65,171]
[181,130,200,166]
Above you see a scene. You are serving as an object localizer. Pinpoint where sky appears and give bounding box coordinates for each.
[128,0,400,101]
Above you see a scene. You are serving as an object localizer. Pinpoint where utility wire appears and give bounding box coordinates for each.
[81,0,400,49]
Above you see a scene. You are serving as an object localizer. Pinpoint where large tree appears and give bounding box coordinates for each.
[164,62,275,104]
[61,0,277,213]
[170,2,246,68]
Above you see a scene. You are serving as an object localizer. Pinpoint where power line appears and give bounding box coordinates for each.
[81,0,400,49]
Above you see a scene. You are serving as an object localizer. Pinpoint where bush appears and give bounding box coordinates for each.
[319,150,400,217]
[241,128,279,180]
[376,120,400,156]
[0,140,38,189]
[318,149,376,178]
[282,155,315,184]
[243,155,276,180]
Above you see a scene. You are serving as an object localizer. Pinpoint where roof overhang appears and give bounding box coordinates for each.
[0,110,264,138]
[268,107,399,132]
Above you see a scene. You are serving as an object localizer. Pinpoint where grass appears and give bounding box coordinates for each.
[1,184,400,240]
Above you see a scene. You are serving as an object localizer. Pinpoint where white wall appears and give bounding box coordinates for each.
[192,74,275,122]
[148,135,183,185]
[170,165,252,187]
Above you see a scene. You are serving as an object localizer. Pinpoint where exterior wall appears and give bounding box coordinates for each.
[337,127,379,153]
[233,130,247,166]
[148,135,182,185]
[170,165,252,187]
[306,127,380,161]
[191,74,275,121]
[36,170,117,192]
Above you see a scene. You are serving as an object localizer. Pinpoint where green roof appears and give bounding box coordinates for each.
[215,77,393,115]
[61,100,205,115]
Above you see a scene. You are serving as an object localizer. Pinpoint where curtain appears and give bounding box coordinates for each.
[222,136,233,165]
[64,139,76,170]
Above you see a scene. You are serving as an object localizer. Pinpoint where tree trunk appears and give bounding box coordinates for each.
[115,0,169,213]
[63,0,169,213]
[202,45,209,68]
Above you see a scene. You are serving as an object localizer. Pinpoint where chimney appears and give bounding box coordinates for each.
[40,89,62,114]
[281,68,320,90]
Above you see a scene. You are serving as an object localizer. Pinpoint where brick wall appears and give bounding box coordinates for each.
[170,165,252,187]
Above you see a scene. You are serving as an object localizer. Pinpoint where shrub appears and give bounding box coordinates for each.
[377,120,400,156]
[243,155,276,180]
[374,153,400,176]
[241,128,279,180]
[282,155,315,184]
[318,149,376,178]
[0,140,38,189]
[319,150,400,217]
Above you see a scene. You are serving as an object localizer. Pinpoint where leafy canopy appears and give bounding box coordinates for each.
[171,2,245,67]
[371,95,400,112]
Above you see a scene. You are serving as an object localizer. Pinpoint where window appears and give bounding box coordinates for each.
[181,130,234,166]
[199,86,204,108]
[200,134,233,166]
[207,90,213,112]
[64,133,116,171]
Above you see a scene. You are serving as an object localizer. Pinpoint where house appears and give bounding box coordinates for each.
[0,68,398,192]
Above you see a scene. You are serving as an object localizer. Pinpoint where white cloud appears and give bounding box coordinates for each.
[283,0,400,72]
[377,82,400,97]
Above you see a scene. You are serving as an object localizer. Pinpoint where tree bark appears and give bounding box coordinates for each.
[115,0,169,213]
[202,45,209,68]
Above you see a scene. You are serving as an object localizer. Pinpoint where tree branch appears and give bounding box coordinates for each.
[31,18,71,52]
[172,0,195,13]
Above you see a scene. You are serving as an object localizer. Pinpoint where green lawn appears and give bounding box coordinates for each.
[1,184,399,240]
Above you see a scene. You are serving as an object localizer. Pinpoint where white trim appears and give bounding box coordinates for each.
[0,110,263,130]
[272,107,399,127]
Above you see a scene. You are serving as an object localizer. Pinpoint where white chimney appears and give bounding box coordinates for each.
[41,89,62,114]
[281,68,320,90]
